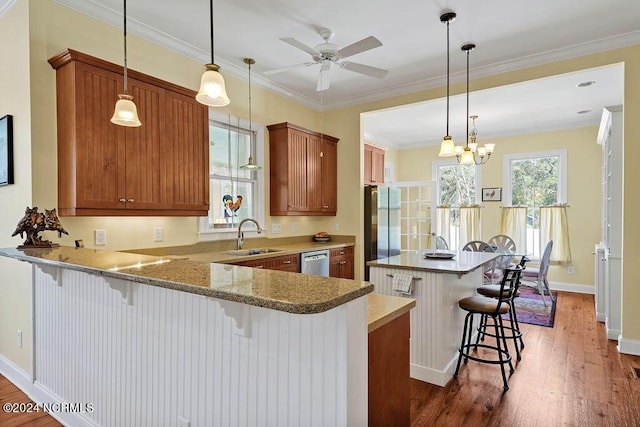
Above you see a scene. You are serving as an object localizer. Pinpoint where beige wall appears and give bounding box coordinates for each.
[395,126,601,286]
[0,0,33,373]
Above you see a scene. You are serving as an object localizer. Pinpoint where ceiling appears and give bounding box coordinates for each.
[43,0,640,148]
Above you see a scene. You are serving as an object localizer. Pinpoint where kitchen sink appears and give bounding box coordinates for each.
[222,248,283,257]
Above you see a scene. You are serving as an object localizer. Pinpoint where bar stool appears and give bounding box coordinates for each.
[454,266,523,392]
[475,256,528,361]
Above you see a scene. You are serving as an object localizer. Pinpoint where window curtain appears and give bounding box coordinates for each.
[500,207,527,254]
[436,206,451,248]
[460,205,481,245]
[540,205,572,265]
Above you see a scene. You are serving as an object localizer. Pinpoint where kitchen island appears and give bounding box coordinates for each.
[0,246,372,427]
[368,250,499,386]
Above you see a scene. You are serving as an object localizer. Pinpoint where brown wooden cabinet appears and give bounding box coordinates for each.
[233,254,300,273]
[267,122,339,216]
[329,246,354,279]
[364,143,385,185]
[48,49,209,216]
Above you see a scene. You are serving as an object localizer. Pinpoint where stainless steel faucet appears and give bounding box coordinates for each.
[237,218,263,250]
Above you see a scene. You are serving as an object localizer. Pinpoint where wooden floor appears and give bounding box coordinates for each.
[411,291,640,426]
[1,292,639,426]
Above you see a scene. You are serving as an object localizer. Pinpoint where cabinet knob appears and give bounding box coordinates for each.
[339,261,346,265]
[119,198,126,204]
[323,205,329,209]
[127,199,134,203]
[256,265,264,269]
[283,260,292,264]
[339,251,344,255]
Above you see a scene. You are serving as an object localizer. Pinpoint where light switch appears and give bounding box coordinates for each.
[153,227,163,242]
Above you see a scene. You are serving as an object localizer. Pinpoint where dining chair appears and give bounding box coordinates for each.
[487,234,517,283]
[435,235,449,250]
[521,240,554,307]
[462,240,496,283]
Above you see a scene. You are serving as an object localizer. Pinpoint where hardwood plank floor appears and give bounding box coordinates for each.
[410,291,640,426]
[0,292,638,426]
[0,375,61,426]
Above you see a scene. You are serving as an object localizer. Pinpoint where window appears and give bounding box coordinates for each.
[503,150,567,257]
[432,161,481,249]
[199,113,264,239]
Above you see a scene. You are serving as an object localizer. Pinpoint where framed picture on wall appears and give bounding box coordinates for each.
[482,187,502,202]
[0,114,14,186]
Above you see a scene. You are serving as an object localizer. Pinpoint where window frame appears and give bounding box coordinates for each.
[198,111,265,241]
[502,149,567,206]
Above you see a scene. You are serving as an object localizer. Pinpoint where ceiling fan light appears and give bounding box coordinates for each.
[439,136,455,157]
[111,94,141,127]
[196,64,230,107]
[460,148,475,165]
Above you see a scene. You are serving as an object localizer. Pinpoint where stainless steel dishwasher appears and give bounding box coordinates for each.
[301,249,330,277]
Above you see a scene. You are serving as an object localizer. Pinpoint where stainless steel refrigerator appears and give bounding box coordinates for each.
[364,185,401,280]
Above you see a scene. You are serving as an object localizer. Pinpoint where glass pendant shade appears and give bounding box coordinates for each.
[460,148,475,165]
[196,64,230,107]
[484,143,495,154]
[439,136,456,157]
[111,94,141,127]
[240,155,262,170]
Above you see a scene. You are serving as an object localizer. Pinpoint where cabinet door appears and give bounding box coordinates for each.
[165,90,210,214]
[321,138,337,214]
[72,62,124,210]
[124,78,166,210]
[287,128,312,212]
[372,149,385,184]
[364,145,373,184]
[307,133,324,212]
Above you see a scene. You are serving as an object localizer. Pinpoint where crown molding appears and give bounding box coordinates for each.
[50,1,640,112]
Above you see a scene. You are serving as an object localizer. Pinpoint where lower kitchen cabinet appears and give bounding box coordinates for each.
[233,254,300,273]
[329,246,354,279]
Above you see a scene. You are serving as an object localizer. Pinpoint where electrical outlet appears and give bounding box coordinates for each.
[153,227,163,242]
[567,266,574,275]
[332,223,339,232]
[16,330,22,348]
[272,224,281,234]
[292,223,298,233]
[177,417,190,427]
[94,230,106,246]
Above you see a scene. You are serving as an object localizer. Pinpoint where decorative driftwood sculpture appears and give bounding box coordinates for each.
[11,207,69,248]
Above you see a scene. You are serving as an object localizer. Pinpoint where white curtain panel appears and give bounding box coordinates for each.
[540,206,572,265]
[459,206,481,246]
[500,207,527,254]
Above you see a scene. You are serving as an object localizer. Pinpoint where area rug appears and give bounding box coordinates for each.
[508,286,558,328]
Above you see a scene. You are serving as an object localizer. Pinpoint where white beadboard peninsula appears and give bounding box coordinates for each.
[368,250,499,386]
[0,246,372,427]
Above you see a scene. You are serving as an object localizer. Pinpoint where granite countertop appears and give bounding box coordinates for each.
[367,250,500,274]
[0,246,372,315]
[126,237,354,264]
[367,293,416,333]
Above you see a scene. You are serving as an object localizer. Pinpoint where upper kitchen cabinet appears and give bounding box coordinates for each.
[364,143,385,185]
[268,122,339,216]
[48,49,209,216]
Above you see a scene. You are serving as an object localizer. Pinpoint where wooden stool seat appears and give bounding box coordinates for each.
[458,296,510,314]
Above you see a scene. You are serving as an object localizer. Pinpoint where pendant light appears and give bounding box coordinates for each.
[240,58,261,170]
[196,0,230,107]
[438,12,456,157]
[111,0,141,127]
[457,43,494,165]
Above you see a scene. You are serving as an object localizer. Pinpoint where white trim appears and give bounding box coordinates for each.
[503,149,568,206]
[618,337,640,357]
[545,280,594,295]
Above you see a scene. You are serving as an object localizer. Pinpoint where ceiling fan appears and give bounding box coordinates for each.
[265,28,388,91]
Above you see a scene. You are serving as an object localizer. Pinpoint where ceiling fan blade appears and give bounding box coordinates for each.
[280,37,319,57]
[264,62,317,75]
[338,36,382,58]
[316,62,331,91]
[340,61,389,79]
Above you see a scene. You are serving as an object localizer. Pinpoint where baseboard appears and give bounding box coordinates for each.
[606,325,621,341]
[548,281,594,294]
[410,363,451,387]
[618,337,640,356]
[0,353,96,427]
